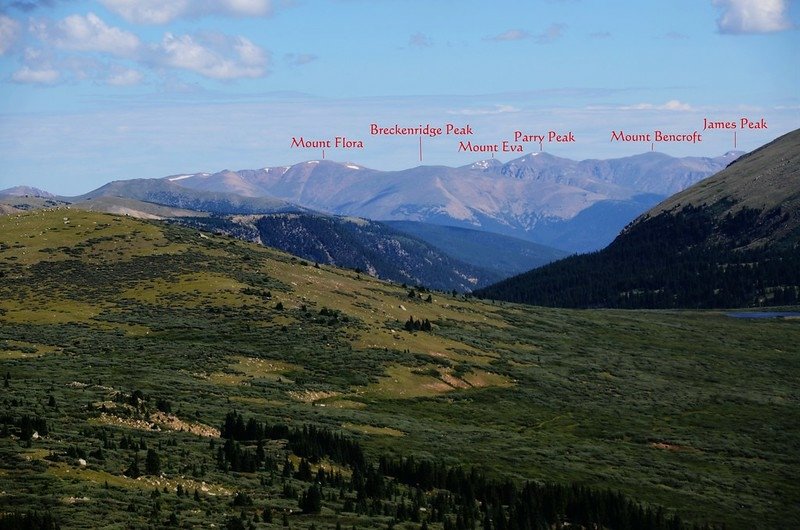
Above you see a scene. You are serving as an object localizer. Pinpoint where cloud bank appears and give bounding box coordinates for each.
[488,29,530,42]
[713,0,793,34]
[12,12,271,83]
[154,32,269,80]
[36,12,141,56]
[0,15,20,55]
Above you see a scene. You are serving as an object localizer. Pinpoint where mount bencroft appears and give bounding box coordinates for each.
[476,128,800,309]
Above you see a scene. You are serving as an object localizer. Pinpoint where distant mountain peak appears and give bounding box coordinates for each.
[0,185,55,198]
[642,130,799,224]
[466,159,503,170]
[477,128,800,309]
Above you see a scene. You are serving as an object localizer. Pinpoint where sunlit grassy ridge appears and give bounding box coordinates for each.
[1,208,798,529]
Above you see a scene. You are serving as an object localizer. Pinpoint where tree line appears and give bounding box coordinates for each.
[476,205,800,309]
[213,412,714,530]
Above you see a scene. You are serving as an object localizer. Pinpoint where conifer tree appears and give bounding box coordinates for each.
[145,449,161,475]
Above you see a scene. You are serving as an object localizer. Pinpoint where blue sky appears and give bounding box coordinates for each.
[0,0,798,195]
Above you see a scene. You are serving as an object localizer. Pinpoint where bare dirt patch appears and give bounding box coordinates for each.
[288,390,340,403]
[342,422,404,437]
[93,412,219,438]
[650,442,697,452]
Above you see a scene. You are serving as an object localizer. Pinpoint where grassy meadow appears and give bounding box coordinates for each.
[0,208,798,529]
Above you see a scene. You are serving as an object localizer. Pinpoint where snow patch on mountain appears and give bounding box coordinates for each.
[153,153,738,251]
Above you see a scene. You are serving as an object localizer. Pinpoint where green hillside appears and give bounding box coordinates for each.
[476,129,800,308]
[175,213,501,292]
[382,221,569,278]
[1,208,798,529]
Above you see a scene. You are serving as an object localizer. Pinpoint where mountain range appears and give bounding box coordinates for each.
[0,186,68,214]
[2,148,745,292]
[475,128,800,308]
[0,185,55,198]
[71,150,740,253]
[75,178,303,216]
[2,182,566,292]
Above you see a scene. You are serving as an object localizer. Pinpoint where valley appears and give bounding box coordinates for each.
[477,129,800,308]
[1,209,798,529]
[1,1,795,528]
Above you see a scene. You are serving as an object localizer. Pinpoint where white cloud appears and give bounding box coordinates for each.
[42,12,141,57]
[99,0,190,25]
[10,46,63,84]
[535,23,566,43]
[23,46,45,62]
[25,12,268,82]
[488,25,566,43]
[11,65,60,84]
[0,15,21,55]
[60,54,104,80]
[106,67,144,86]
[153,32,269,79]
[660,100,693,111]
[220,0,272,17]
[603,100,695,111]
[713,0,792,34]
[284,53,317,66]
[488,29,530,42]
[10,40,146,86]
[409,32,433,47]
[100,0,273,24]
[447,104,520,116]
